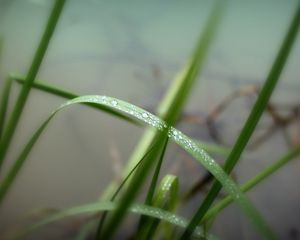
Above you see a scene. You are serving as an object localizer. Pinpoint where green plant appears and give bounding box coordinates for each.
[0,1,299,240]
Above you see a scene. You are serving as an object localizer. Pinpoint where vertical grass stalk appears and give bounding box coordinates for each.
[0,0,66,169]
[136,137,169,238]
[0,78,12,140]
[95,145,156,238]
[100,131,168,240]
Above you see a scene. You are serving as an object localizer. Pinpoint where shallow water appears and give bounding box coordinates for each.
[0,0,300,239]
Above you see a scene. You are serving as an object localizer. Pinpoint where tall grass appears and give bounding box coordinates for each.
[0,1,299,240]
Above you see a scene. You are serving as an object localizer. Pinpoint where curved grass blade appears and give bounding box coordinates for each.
[0,78,12,140]
[195,140,230,156]
[12,74,228,157]
[101,0,227,201]
[0,95,274,239]
[203,147,300,222]
[11,74,140,126]
[181,3,300,239]
[22,201,216,240]
[0,0,66,170]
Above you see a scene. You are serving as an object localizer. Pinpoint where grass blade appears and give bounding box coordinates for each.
[140,175,179,240]
[196,140,230,156]
[0,117,52,203]
[76,220,96,240]
[0,0,66,170]
[0,95,275,239]
[100,130,169,239]
[203,147,300,222]
[12,75,232,156]
[136,138,169,238]
[101,0,226,201]
[0,78,12,140]
[144,137,169,206]
[181,3,300,239]
[11,74,140,125]
[12,75,232,157]
[22,201,213,240]
[95,145,157,238]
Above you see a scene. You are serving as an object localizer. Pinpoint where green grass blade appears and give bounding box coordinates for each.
[12,76,230,157]
[0,95,274,239]
[95,145,157,238]
[0,78,12,140]
[0,0,66,170]
[144,175,179,240]
[10,75,232,153]
[157,0,226,126]
[195,140,230,156]
[145,137,169,206]
[0,117,52,203]
[100,131,169,240]
[11,74,140,125]
[76,220,96,240]
[136,138,170,239]
[203,147,300,222]
[101,0,226,201]
[181,3,300,239]
[22,201,212,240]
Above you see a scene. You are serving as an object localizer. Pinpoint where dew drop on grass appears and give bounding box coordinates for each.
[153,209,160,216]
[101,96,108,103]
[142,112,148,118]
[149,209,156,216]
[111,100,118,106]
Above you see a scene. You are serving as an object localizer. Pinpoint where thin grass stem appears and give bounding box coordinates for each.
[0,0,66,170]
[136,137,169,238]
[95,145,156,238]
[0,78,12,140]
[100,131,169,240]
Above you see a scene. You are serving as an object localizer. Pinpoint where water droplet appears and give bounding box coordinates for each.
[111,100,118,106]
[142,112,148,118]
[154,210,160,216]
[101,96,108,102]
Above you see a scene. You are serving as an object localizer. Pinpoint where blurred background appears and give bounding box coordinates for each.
[0,0,300,239]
